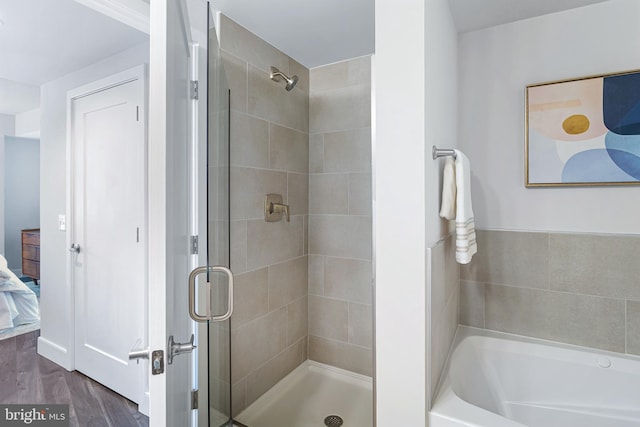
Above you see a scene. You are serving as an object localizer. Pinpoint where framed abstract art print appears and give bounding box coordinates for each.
[525,70,640,187]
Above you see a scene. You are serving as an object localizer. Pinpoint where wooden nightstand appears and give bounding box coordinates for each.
[21,228,40,285]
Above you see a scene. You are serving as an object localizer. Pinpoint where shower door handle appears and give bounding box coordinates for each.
[188,265,234,323]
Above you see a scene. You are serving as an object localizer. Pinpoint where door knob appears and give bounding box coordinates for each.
[128,347,149,365]
[168,334,196,365]
[69,243,81,253]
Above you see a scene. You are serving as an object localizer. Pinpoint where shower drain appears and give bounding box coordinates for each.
[324,415,344,426]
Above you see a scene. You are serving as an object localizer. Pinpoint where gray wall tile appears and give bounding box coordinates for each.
[303,214,309,255]
[349,173,372,216]
[627,300,640,355]
[246,216,304,270]
[231,307,287,381]
[287,172,308,216]
[308,255,324,296]
[324,257,372,304]
[310,61,349,93]
[248,64,309,132]
[309,174,349,214]
[269,123,309,173]
[309,295,349,341]
[230,220,247,274]
[289,59,310,92]
[347,56,372,87]
[323,128,372,173]
[485,283,625,352]
[268,256,308,310]
[231,268,268,329]
[550,233,640,300]
[232,378,246,417]
[308,335,372,376]
[349,303,372,348]
[220,15,290,74]
[431,236,459,325]
[307,56,372,377]
[287,296,308,345]
[431,285,459,399]
[310,86,371,133]
[308,215,372,260]
[309,133,324,173]
[230,167,287,220]
[245,337,306,406]
[461,230,549,289]
[459,280,485,328]
[220,51,247,112]
[230,111,268,168]
[221,15,311,413]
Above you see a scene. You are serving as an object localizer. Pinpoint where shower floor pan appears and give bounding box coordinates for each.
[235,360,373,427]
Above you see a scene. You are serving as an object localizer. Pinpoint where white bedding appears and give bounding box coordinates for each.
[0,254,40,331]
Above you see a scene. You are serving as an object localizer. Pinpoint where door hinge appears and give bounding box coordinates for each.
[191,389,198,410]
[190,80,199,100]
[191,235,198,255]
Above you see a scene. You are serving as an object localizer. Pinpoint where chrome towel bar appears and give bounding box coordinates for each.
[432,145,457,160]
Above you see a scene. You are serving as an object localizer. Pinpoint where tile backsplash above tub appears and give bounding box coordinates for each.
[460,229,640,356]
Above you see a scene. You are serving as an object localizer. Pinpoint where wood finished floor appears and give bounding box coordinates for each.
[0,330,149,427]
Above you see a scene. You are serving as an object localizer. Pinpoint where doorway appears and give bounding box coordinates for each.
[69,66,147,405]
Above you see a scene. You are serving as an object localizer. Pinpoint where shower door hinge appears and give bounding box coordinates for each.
[190,80,199,100]
[191,389,198,410]
[191,235,199,255]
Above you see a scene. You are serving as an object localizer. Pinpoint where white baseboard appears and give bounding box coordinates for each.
[37,336,73,370]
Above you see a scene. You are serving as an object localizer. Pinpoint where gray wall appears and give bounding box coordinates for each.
[220,16,375,415]
[0,114,16,256]
[308,57,373,376]
[460,229,640,356]
[4,137,40,273]
[219,15,310,416]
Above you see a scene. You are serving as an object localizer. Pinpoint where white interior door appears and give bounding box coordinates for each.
[70,66,146,404]
[148,0,195,425]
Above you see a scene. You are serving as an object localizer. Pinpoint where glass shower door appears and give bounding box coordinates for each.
[202,6,232,427]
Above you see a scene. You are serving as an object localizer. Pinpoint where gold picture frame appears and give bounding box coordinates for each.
[525,69,640,187]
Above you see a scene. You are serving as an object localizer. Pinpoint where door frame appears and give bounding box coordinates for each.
[148,0,196,425]
[79,1,207,424]
[66,64,149,412]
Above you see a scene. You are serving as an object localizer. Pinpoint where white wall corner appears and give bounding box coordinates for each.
[15,108,41,139]
[73,0,150,34]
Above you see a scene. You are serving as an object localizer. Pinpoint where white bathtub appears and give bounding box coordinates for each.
[430,326,640,427]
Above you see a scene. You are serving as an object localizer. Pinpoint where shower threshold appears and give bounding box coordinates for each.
[234,361,373,427]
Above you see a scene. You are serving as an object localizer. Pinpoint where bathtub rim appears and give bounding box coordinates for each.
[430,325,640,426]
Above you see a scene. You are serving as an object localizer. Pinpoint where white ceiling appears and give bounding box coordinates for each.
[0,0,147,114]
[0,0,615,114]
[210,0,375,69]
[449,0,611,33]
[211,0,612,69]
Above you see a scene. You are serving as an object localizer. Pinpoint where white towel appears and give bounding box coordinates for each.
[439,157,456,220]
[453,149,477,264]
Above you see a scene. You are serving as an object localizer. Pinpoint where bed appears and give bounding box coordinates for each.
[0,254,40,331]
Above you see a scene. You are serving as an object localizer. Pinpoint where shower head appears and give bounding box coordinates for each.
[270,66,298,91]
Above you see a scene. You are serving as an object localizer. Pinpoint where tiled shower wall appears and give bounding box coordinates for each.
[460,229,640,356]
[219,15,310,415]
[428,234,459,404]
[307,57,373,376]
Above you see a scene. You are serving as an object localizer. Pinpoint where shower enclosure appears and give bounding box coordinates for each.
[198,6,373,427]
